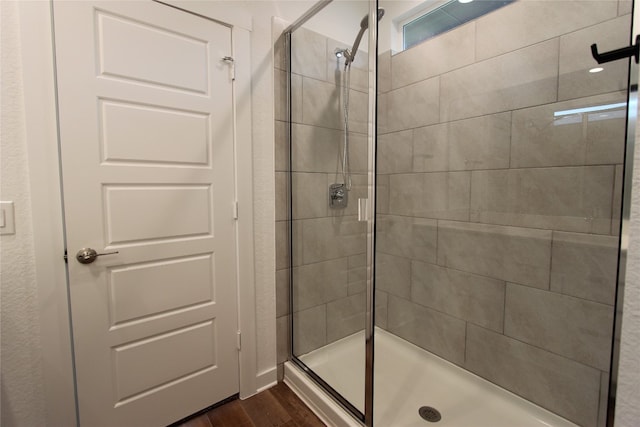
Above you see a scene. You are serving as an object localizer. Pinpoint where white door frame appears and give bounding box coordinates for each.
[18,2,259,426]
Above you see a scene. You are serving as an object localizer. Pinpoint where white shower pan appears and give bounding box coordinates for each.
[285,328,578,427]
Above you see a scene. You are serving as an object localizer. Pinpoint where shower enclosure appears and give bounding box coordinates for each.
[279,0,635,425]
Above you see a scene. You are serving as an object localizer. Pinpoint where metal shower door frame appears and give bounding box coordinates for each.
[283,0,378,425]
[364,1,378,426]
[607,10,638,424]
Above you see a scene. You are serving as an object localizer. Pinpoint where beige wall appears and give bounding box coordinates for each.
[0,2,47,425]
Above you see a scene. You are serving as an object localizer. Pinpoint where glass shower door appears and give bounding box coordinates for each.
[374,1,633,426]
[287,0,376,422]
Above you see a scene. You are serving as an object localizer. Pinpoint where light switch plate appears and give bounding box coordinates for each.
[0,202,15,235]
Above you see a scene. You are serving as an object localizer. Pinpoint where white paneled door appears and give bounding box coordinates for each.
[53,1,239,425]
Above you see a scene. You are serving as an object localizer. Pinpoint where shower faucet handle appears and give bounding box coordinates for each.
[329,183,348,209]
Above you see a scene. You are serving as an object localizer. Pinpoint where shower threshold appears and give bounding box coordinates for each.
[284,328,578,427]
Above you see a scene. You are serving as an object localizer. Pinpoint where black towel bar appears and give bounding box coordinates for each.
[591,35,640,64]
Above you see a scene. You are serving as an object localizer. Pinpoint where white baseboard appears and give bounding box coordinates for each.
[256,367,278,394]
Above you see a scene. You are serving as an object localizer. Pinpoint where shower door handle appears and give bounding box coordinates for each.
[358,198,369,222]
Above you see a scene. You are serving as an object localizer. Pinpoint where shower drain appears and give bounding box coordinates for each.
[418,406,442,423]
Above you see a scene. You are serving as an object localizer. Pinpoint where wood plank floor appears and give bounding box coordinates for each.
[175,383,326,427]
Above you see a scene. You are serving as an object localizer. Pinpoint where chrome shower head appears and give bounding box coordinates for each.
[347,8,385,65]
[360,7,385,30]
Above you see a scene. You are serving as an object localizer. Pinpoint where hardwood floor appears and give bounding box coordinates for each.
[175,383,326,427]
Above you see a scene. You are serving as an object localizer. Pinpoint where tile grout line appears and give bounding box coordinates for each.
[502,282,508,335]
[463,321,469,366]
[508,110,513,169]
[555,35,561,103]
[548,231,555,291]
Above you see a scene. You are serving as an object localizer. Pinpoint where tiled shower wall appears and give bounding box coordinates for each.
[273,19,373,379]
[275,1,630,425]
[375,2,630,426]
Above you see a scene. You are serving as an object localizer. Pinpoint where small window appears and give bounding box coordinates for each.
[403,0,514,50]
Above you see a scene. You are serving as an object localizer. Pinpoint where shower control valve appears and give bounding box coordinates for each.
[329,183,348,209]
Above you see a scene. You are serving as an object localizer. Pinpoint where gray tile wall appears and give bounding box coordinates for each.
[273,20,370,381]
[375,2,629,426]
[274,2,628,424]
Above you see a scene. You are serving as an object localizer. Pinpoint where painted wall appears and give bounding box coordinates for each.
[0,2,47,426]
